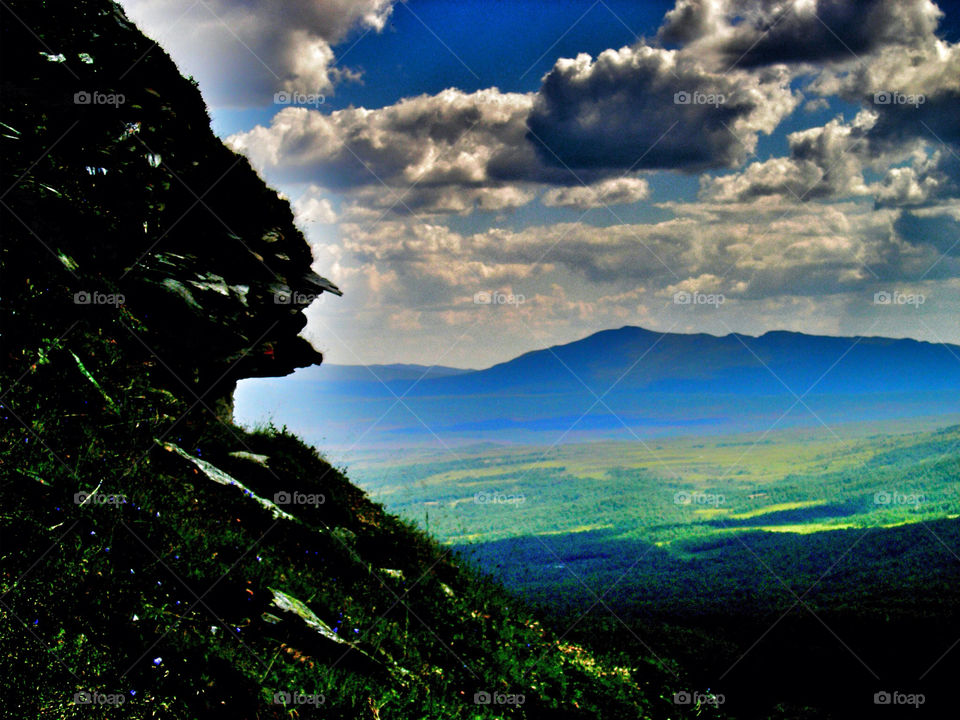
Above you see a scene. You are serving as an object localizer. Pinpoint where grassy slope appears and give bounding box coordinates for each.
[0,1,702,717]
[0,334,686,718]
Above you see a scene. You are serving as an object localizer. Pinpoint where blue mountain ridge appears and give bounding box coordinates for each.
[235,326,960,449]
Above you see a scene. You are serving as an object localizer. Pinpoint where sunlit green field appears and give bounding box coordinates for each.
[344,416,960,549]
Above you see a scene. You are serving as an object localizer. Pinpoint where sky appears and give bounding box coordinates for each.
[118,0,960,368]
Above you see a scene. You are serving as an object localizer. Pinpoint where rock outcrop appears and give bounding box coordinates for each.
[2,0,338,410]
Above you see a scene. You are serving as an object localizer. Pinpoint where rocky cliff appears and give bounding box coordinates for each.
[2,0,340,416]
[0,2,691,718]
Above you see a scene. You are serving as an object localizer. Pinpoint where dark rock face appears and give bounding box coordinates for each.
[1,0,339,402]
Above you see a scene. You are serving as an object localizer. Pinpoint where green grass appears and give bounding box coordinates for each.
[343,417,960,550]
[2,332,700,718]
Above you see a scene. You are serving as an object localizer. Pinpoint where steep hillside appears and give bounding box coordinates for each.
[0,2,698,718]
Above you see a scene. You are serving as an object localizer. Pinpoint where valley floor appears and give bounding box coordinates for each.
[340,417,960,717]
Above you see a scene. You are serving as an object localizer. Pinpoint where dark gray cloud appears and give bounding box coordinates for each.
[526,48,797,172]
[228,88,662,217]
[659,0,943,68]
[806,20,960,203]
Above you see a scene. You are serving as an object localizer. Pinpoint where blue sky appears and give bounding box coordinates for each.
[210,1,676,136]
[121,0,960,367]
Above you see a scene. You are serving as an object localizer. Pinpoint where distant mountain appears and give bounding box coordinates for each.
[405,326,960,396]
[235,326,960,450]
